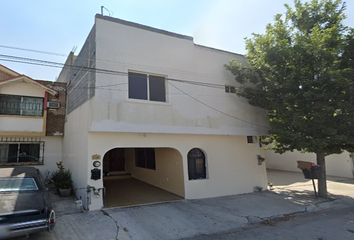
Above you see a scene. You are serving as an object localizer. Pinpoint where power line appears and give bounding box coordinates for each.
[0,54,268,128]
[0,44,236,81]
[0,54,230,90]
[168,82,268,128]
[0,45,68,57]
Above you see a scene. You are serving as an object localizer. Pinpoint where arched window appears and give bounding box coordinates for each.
[187,148,206,180]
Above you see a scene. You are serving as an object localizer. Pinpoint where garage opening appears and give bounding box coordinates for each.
[103,147,184,208]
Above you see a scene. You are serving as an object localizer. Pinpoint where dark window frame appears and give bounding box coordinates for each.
[225,85,236,93]
[0,142,44,165]
[135,148,156,170]
[0,94,44,116]
[128,72,166,102]
[247,136,254,143]
[188,148,207,180]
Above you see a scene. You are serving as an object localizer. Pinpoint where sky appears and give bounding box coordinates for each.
[1,0,353,81]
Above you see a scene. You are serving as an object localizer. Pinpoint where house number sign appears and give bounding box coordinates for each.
[92,154,101,160]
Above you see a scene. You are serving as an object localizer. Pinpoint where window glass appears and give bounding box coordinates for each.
[128,72,166,102]
[0,94,43,116]
[247,136,254,143]
[0,95,21,115]
[149,75,166,102]
[21,97,44,116]
[225,86,236,93]
[0,143,42,164]
[188,148,206,180]
[128,72,148,100]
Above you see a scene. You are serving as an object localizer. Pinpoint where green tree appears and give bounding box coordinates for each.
[225,0,354,198]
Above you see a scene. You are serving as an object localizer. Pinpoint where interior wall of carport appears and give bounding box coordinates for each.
[87,132,268,211]
[124,147,184,197]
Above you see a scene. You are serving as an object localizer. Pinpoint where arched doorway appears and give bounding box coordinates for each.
[103,148,126,176]
[103,147,185,208]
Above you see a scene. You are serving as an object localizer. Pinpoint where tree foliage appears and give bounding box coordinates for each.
[225,0,354,197]
[226,0,354,155]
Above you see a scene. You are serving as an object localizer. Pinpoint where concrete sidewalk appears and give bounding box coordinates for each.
[48,170,354,240]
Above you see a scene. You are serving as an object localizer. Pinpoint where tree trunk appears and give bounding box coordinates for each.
[316,153,327,198]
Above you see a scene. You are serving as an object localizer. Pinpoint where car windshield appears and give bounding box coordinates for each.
[0,178,38,191]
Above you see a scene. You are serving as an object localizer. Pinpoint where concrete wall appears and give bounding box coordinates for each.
[86,132,268,210]
[66,26,96,114]
[265,150,354,178]
[61,100,92,208]
[93,15,268,137]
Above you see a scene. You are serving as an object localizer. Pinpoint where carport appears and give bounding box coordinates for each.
[102,147,185,207]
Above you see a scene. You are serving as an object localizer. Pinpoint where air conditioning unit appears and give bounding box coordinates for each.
[47,102,60,108]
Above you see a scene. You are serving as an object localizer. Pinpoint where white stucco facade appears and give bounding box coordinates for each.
[60,15,269,210]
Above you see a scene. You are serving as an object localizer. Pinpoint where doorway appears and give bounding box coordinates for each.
[103,148,126,175]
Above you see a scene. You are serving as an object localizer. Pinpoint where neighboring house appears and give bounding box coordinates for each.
[0,64,66,177]
[265,150,354,178]
[57,14,269,210]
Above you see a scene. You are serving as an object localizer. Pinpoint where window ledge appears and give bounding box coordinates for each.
[125,98,172,106]
[0,162,43,166]
[0,114,43,118]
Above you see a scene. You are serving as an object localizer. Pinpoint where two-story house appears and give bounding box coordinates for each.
[0,64,66,176]
[58,14,269,210]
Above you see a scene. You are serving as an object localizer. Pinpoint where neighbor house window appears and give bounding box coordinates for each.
[135,148,156,170]
[188,148,206,180]
[128,72,166,102]
[247,136,254,143]
[0,143,44,165]
[225,85,236,93]
[0,94,44,116]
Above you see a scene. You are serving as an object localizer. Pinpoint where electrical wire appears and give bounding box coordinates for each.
[0,52,269,128]
[0,45,67,57]
[0,44,238,81]
[168,82,268,128]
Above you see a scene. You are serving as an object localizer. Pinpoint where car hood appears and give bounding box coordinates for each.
[0,191,45,215]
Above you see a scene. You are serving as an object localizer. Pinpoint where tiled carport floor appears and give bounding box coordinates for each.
[103,176,183,208]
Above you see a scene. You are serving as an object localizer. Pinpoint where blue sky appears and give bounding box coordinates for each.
[1,0,353,80]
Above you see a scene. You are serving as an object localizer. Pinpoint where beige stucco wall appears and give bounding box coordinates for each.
[86,132,268,210]
[0,82,44,97]
[0,82,46,133]
[0,117,43,132]
[125,147,184,197]
[265,150,354,178]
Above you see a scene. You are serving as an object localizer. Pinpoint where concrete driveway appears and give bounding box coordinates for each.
[16,170,354,240]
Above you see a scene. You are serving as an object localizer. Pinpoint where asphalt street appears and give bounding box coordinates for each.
[189,206,354,240]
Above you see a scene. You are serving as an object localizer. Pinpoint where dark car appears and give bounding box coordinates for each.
[0,167,55,239]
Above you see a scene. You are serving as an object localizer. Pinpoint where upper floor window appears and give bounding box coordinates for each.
[128,72,166,102]
[0,94,44,116]
[225,85,236,93]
